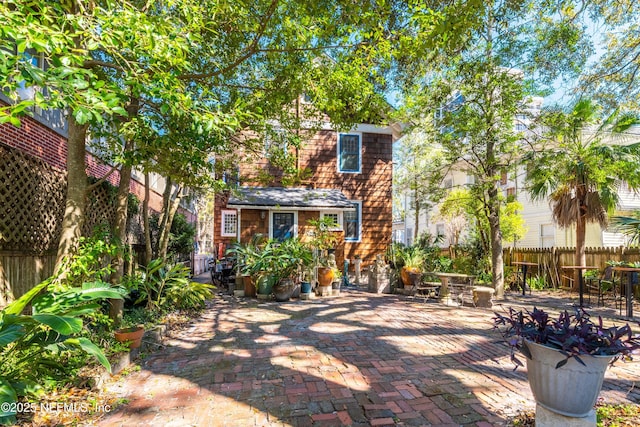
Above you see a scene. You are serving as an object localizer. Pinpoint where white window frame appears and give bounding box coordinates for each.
[344,201,362,242]
[320,211,343,230]
[540,223,555,248]
[269,211,298,240]
[221,210,238,237]
[337,132,362,174]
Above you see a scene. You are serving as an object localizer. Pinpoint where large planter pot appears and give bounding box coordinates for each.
[317,267,334,287]
[114,326,144,349]
[400,266,420,287]
[273,278,295,302]
[257,276,275,295]
[243,275,256,297]
[524,340,613,417]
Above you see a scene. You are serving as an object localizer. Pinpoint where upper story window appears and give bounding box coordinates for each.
[338,133,361,173]
[264,128,288,158]
[221,210,238,237]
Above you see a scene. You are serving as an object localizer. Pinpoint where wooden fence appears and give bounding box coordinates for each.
[0,252,57,306]
[504,246,640,288]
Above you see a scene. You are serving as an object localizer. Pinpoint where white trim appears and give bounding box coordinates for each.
[337,132,362,174]
[269,211,298,240]
[344,201,362,242]
[220,209,238,237]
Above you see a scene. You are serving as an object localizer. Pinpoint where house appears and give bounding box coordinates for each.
[213,120,401,267]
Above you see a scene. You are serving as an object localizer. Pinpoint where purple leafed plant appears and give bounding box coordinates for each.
[493,307,640,369]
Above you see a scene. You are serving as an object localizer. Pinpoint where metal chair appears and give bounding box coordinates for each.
[586,266,617,307]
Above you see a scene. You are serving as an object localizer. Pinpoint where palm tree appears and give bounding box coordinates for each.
[611,213,640,245]
[525,99,640,287]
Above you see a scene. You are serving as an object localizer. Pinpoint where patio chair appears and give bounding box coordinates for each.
[412,273,440,302]
[586,266,617,307]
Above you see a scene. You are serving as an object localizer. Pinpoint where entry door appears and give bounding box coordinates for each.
[273,213,294,242]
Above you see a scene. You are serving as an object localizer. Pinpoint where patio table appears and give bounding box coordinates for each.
[611,266,640,319]
[512,261,537,296]
[561,265,598,308]
[433,272,476,305]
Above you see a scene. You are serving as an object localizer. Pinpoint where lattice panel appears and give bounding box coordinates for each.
[82,185,117,237]
[0,143,67,253]
[0,142,145,254]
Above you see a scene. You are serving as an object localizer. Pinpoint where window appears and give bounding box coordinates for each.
[443,178,453,189]
[466,174,475,185]
[221,210,237,237]
[344,201,361,242]
[436,224,445,239]
[506,187,516,197]
[320,211,342,229]
[500,170,508,185]
[338,133,361,173]
[222,168,240,188]
[272,212,296,242]
[264,128,288,158]
[540,224,555,248]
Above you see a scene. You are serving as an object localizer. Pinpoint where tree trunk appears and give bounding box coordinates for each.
[574,209,587,290]
[143,172,153,265]
[413,186,419,242]
[107,153,132,325]
[158,183,183,261]
[488,188,504,299]
[55,117,89,272]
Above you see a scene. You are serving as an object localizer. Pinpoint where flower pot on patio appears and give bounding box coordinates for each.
[317,266,334,287]
[114,325,144,349]
[524,340,613,417]
[243,275,256,297]
[300,281,312,294]
[273,278,295,302]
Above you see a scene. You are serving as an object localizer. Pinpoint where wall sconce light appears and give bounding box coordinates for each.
[260,211,266,220]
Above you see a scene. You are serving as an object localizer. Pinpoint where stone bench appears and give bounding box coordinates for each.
[473,287,495,308]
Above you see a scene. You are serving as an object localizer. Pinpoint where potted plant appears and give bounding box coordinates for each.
[248,238,312,301]
[228,234,266,297]
[307,217,339,287]
[114,325,145,349]
[398,246,425,288]
[493,307,640,418]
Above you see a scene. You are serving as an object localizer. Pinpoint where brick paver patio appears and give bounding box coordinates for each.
[95,282,639,426]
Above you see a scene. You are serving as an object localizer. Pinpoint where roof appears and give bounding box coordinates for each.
[227,187,355,210]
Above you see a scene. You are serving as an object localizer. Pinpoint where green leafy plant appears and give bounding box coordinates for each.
[307,217,339,266]
[0,279,122,424]
[526,275,547,291]
[134,259,191,310]
[56,225,121,289]
[164,281,214,310]
[248,238,313,284]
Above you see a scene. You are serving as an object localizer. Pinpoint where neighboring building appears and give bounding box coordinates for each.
[213,120,401,266]
[0,94,190,255]
[395,101,640,249]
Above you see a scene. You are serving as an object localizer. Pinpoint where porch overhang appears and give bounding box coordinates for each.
[227,187,356,211]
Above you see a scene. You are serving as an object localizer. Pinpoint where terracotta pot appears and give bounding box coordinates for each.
[243,275,256,297]
[114,326,144,349]
[317,267,334,287]
[400,266,420,287]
